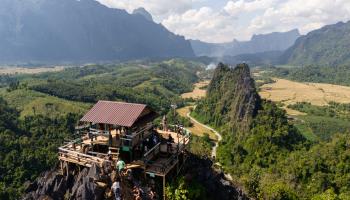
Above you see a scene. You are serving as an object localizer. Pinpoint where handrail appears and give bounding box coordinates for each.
[87,151,109,157]
[60,137,87,149]
[133,123,153,137]
[89,128,110,135]
[59,147,104,161]
[58,147,113,167]
[143,143,161,158]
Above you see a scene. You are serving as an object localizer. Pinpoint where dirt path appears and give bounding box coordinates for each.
[179,82,234,181]
[185,111,221,158]
[177,106,217,140]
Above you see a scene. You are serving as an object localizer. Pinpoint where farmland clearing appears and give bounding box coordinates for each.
[181,80,209,99]
[259,78,350,115]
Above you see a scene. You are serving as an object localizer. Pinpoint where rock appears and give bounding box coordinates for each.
[23,164,106,200]
[23,170,67,200]
[73,177,104,200]
[183,155,250,200]
[70,164,104,200]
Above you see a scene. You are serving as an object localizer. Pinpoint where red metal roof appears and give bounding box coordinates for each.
[80,101,149,127]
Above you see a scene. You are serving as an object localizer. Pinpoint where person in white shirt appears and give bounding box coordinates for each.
[111,178,121,200]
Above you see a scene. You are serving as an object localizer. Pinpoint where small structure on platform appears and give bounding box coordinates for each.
[58,100,191,199]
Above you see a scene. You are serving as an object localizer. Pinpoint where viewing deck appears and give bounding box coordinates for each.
[58,126,190,176]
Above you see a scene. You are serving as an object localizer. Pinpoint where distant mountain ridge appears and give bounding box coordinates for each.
[0,0,194,63]
[132,7,154,22]
[281,21,350,66]
[190,29,300,57]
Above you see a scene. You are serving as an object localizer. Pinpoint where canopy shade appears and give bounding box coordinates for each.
[80,101,156,127]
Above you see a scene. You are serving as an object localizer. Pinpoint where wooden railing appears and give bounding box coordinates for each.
[145,153,179,174]
[143,143,161,162]
[121,123,154,148]
[58,147,109,167]
[89,128,110,136]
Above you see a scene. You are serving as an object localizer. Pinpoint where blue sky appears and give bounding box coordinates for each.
[98,0,350,43]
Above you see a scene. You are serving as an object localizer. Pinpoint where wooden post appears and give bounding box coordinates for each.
[176,155,179,174]
[65,161,69,177]
[163,175,166,200]
[60,161,63,175]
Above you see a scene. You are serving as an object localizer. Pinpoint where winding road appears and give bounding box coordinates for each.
[185,111,222,158]
[185,110,234,181]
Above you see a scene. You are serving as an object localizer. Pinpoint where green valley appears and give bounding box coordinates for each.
[192,63,350,199]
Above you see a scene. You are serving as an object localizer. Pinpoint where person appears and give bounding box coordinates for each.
[108,152,113,161]
[152,134,158,146]
[111,178,121,200]
[133,186,141,200]
[116,160,126,174]
[167,134,174,153]
[168,134,174,143]
[148,188,156,200]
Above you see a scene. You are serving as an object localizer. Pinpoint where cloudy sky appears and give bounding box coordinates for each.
[97,0,350,43]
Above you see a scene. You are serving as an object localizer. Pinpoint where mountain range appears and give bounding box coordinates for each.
[0,0,194,64]
[281,21,350,66]
[190,29,300,57]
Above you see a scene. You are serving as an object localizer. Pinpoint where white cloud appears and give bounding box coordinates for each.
[247,0,350,35]
[162,7,237,43]
[97,0,194,20]
[97,0,350,43]
[224,0,278,17]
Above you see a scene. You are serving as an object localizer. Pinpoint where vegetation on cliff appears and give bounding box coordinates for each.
[193,63,350,199]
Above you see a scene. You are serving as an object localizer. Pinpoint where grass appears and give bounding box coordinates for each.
[0,88,91,118]
[296,115,350,141]
[294,123,318,142]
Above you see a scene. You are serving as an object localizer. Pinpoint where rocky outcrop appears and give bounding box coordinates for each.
[23,170,67,200]
[23,164,107,200]
[194,63,260,133]
[23,156,249,200]
[182,156,249,200]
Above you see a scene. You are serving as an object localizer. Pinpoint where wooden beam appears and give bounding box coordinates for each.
[163,175,166,200]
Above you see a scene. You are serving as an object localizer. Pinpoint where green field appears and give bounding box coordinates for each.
[0,88,91,119]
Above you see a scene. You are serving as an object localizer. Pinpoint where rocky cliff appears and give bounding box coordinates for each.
[23,155,249,200]
[24,164,108,200]
[194,63,260,133]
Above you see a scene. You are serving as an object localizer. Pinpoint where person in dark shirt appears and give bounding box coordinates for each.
[167,134,174,153]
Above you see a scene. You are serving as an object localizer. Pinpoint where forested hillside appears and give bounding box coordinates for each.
[0,97,79,199]
[282,21,350,66]
[272,65,350,87]
[193,63,350,199]
[0,59,204,199]
[0,59,203,115]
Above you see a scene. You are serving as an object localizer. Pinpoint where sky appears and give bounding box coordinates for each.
[97,0,350,43]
